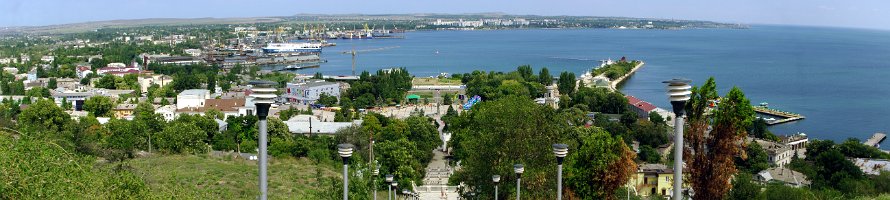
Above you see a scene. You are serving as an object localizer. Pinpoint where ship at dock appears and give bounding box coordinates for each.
[262,42,323,54]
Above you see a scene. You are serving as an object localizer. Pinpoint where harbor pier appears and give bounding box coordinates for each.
[863,132,886,148]
[753,106,805,125]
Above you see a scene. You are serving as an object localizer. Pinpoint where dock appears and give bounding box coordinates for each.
[753,106,805,125]
[863,132,886,148]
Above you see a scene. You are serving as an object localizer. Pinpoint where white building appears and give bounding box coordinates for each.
[750,138,795,167]
[184,49,202,57]
[40,55,55,63]
[851,158,890,176]
[284,80,340,105]
[155,105,177,121]
[176,89,211,109]
[138,74,173,95]
[284,115,362,135]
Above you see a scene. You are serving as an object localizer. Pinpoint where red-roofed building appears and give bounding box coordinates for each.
[97,62,141,77]
[627,95,658,118]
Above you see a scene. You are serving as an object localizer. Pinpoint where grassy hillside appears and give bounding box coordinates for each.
[127,154,338,199]
[0,131,342,199]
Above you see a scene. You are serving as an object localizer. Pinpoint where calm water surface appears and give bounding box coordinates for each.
[286,26,890,148]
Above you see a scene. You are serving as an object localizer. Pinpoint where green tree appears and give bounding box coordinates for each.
[18,99,71,135]
[727,173,764,200]
[517,65,534,81]
[95,75,118,89]
[317,93,338,106]
[538,67,552,85]
[638,145,661,163]
[558,71,576,96]
[450,96,569,199]
[442,93,454,105]
[83,96,114,117]
[564,127,637,200]
[47,78,57,89]
[736,142,770,174]
[25,87,51,98]
[206,71,216,91]
[620,111,638,127]
[648,111,664,125]
[155,120,208,154]
[685,77,753,200]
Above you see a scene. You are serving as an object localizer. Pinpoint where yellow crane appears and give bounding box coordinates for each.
[342,46,400,76]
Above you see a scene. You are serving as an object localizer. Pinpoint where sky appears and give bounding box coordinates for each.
[1,0,889,30]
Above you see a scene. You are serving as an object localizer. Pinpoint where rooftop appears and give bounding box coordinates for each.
[756,167,810,187]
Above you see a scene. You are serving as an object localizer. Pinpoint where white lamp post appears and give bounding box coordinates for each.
[514,164,524,200]
[552,144,568,200]
[338,143,354,200]
[385,175,394,200]
[249,80,276,200]
[663,78,691,200]
[492,175,501,200]
[373,165,380,200]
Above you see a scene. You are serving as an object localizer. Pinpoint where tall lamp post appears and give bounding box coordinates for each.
[385,175,394,200]
[391,182,399,200]
[373,166,380,200]
[514,164,524,200]
[338,143,355,200]
[552,144,568,200]
[250,80,276,200]
[492,175,501,200]
[663,78,691,200]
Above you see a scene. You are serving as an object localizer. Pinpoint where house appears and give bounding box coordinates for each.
[755,167,811,187]
[97,62,140,77]
[138,74,173,95]
[176,98,249,119]
[52,92,95,111]
[76,64,93,79]
[155,105,177,121]
[626,95,657,119]
[779,133,809,158]
[749,138,795,167]
[113,104,137,119]
[283,115,362,135]
[284,79,340,105]
[40,55,54,63]
[627,163,689,198]
[2,67,18,74]
[851,158,890,176]
[176,89,211,109]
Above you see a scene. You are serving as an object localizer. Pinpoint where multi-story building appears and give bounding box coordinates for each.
[779,133,809,158]
[176,89,211,109]
[750,138,795,167]
[628,163,689,198]
[284,79,340,105]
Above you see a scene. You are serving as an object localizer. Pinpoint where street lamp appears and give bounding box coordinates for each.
[514,164,524,200]
[385,175,394,200]
[338,143,355,200]
[552,144,568,200]
[663,78,691,200]
[373,166,380,200]
[492,175,501,200]
[250,80,276,200]
[392,182,399,200]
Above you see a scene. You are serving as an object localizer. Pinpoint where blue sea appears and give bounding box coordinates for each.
[285,26,890,148]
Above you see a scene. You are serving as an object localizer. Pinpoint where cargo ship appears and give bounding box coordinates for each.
[262,42,323,54]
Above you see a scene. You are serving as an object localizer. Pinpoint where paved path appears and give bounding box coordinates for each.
[416,114,460,200]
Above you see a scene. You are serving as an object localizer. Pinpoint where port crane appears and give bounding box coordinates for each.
[342,46,400,76]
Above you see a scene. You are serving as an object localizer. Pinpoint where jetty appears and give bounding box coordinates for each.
[752,106,805,125]
[863,132,887,148]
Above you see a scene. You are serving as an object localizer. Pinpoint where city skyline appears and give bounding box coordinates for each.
[1,0,889,30]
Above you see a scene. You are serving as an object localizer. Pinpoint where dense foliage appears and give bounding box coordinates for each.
[340,68,413,109]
